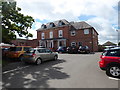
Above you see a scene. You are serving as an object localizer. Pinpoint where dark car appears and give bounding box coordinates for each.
[78,46,90,54]
[67,46,78,54]
[56,46,67,53]
[99,47,120,78]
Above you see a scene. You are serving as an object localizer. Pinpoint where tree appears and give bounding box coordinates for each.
[1,1,34,43]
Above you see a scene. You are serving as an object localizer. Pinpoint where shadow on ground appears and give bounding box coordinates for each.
[2,59,70,88]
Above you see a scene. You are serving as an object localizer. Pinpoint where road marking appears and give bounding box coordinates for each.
[108,77,120,80]
[3,66,29,74]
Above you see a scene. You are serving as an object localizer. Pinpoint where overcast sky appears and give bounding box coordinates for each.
[16,0,119,44]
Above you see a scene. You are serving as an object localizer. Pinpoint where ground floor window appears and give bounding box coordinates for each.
[50,41,53,48]
[71,42,76,46]
[59,41,62,46]
[78,42,82,46]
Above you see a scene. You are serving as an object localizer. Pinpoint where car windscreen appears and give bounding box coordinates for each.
[24,47,32,51]
[9,47,22,51]
[26,49,35,54]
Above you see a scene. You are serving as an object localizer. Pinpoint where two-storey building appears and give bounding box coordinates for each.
[37,19,98,52]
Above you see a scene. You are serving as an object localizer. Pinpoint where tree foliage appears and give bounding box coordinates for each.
[1,1,34,43]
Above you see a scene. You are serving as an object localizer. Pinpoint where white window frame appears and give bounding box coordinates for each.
[49,31,53,38]
[84,29,89,34]
[41,33,45,39]
[58,30,63,37]
[71,42,76,46]
[93,30,94,34]
[71,31,76,36]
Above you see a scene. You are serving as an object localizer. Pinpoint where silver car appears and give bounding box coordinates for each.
[21,48,58,65]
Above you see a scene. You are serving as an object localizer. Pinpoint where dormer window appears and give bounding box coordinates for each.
[41,24,46,29]
[49,23,55,28]
[58,21,65,26]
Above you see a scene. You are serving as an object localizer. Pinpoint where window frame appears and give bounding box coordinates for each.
[58,30,63,37]
[84,29,89,34]
[41,33,45,39]
[71,42,76,46]
[49,31,53,38]
[71,31,76,36]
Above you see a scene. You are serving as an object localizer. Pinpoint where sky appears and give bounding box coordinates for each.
[16,0,119,45]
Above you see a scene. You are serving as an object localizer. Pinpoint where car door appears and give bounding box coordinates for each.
[105,49,120,63]
[45,49,53,60]
[37,49,47,61]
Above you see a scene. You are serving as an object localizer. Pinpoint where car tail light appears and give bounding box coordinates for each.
[32,54,36,57]
[100,55,102,58]
[99,60,104,66]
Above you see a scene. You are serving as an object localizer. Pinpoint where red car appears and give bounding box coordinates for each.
[99,47,120,78]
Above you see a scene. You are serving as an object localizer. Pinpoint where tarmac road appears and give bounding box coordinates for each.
[2,53,119,88]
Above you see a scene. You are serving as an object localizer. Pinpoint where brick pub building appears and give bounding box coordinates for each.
[37,19,98,52]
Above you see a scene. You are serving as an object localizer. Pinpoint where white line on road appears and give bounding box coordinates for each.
[3,66,29,74]
[108,77,120,81]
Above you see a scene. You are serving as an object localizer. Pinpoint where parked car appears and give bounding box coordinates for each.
[78,46,90,54]
[99,47,120,78]
[67,46,78,54]
[56,46,67,53]
[21,48,58,65]
[2,48,9,57]
[6,46,32,60]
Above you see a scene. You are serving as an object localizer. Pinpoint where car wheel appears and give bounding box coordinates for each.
[35,58,42,65]
[54,56,58,60]
[106,65,120,78]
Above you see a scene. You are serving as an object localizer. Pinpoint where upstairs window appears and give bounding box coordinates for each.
[49,31,53,38]
[49,23,55,28]
[71,31,76,36]
[93,30,95,34]
[58,30,63,37]
[58,21,65,26]
[84,29,89,34]
[41,24,46,29]
[41,33,45,39]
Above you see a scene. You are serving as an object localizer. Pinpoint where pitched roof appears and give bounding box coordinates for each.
[37,19,93,31]
[37,19,70,31]
[50,19,69,26]
[71,21,92,30]
[102,41,117,46]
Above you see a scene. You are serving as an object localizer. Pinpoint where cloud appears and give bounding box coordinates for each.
[16,0,119,44]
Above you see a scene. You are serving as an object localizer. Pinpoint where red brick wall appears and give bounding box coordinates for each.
[69,29,94,52]
[37,26,98,52]
[37,25,70,40]
[11,39,39,48]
